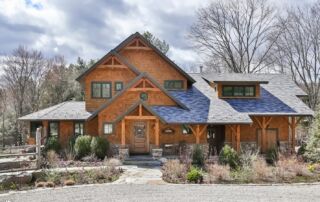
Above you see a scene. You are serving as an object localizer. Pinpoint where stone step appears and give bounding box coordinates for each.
[123,155,162,166]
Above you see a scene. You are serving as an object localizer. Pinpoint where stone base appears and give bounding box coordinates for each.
[119,148,129,161]
[152,148,163,159]
[279,141,290,153]
[240,142,258,153]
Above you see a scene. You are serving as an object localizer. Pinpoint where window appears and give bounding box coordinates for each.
[74,122,84,136]
[115,81,123,91]
[91,82,111,98]
[222,85,256,97]
[181,124,192,135]
[164,80,184,90]
[30,122,42,138]
[49,122,59,138]
[140,92,148,101]
[104,123,113,135]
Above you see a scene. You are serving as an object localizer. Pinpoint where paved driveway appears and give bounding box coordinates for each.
[1,183,320,202]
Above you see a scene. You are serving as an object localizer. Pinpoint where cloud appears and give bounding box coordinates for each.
[0,0,315,73]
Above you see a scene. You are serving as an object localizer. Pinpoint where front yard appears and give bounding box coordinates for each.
[162,145,320,184]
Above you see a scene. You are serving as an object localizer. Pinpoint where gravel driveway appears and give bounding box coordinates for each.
[1,183,320,202]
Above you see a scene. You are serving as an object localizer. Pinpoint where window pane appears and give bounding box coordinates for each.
[115,82,123,91]
[92,83,101,98]
[234,86,244,96]
[245,86,255,96]
[164,80,183,90]
[222,86,233,96]
[102,83,111,98]
[49,122,58,137]
[75,122,84,136]
[104,123,113,134]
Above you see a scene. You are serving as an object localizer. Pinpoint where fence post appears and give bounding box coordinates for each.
[36,127,41,169]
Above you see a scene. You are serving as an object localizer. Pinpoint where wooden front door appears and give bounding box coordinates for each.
[257,129,278,153]
[130,121,149,154]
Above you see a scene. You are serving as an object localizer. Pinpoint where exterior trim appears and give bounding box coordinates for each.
[112,101,167,124]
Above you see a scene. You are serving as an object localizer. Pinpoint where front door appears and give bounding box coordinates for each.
[131,121,149,154]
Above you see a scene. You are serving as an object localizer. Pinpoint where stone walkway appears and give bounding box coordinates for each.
[114,165,165,184]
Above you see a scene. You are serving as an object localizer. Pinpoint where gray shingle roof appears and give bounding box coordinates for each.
[18,101,92,121]
[202,72,269,83]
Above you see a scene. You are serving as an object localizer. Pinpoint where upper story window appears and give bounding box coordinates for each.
[115,81,123,92]
[222,85,255,97]
[164,80,184,90]
[91,82,111,98]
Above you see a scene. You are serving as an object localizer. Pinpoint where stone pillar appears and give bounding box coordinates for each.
[152,148,163,159]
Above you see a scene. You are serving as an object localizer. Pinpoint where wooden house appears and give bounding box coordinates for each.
[19,32,314,157]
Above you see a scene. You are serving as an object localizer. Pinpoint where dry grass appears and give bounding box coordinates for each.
[162,160,188,183]
[45,181,55,188]
[46,150,59,168]
[35,181,46,188]
[104,158,122,167]
[64,179,75,186]
[251,157,275,182]
[275,156,312,180]
[205,164,231,183]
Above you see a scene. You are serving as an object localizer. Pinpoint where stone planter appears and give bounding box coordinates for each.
[152,148,163,159]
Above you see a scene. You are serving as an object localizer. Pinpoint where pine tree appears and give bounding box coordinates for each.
[304,108,320,162]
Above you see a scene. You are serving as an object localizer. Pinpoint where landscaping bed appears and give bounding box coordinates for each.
[0,160,123,193]
[162,145,320,184]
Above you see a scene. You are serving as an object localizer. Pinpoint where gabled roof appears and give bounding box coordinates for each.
[112,32,195,84]
[88,72,188,120]
[76,50,141,81]
[112,100,166,124]
[18,101,91,121]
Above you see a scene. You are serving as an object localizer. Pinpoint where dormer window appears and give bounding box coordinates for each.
[222,85,255,97]
[164,80,184,90]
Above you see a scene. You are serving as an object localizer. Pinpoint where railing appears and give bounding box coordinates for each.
[0,128,42,172]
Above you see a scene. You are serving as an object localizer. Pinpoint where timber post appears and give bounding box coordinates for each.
[36,127,41,169]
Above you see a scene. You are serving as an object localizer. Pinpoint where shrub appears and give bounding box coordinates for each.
[104,158,122,167]
[251,157,275,182]
[187,166,203,183]
[74,135,92,159]
[275,156,312,180]
[265,147,278,165]
[205,164,230,183]
[162,160,188,183]
[297,142,307,156]
[219,145,240,169]
[91,136,109,159]
[46,150,59,168]
[44,137,61,154]
[303,109,320,162]
[192,145,205,166]
[64,179,75,186]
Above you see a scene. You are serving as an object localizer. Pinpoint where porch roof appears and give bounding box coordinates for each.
[18,101,92,121]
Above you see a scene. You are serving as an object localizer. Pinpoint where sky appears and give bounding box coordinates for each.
[0,0,316,72]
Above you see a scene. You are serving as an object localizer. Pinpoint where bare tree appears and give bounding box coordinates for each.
[271,3,320,110]
[2,46,47,143]
[0,87,6,147]
[190,0,279,73]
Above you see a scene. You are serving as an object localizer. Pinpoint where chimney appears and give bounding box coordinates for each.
[200,65,203,73]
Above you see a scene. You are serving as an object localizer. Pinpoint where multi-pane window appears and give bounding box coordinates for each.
[49,122,59,138]
[74,122,84,136]
[91,82,111,98]
[115,81,123,91]
[222,85,256,97]
[104,123,113,135]
[164,80,184,90]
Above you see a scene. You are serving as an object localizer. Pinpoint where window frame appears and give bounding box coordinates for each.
[91,81,112,99]
[114,81,124,92]
[164,80,184,90]
[48,121,59,138]
[222,85,256,97]
[103,122,114,135]
[74,121,85,137]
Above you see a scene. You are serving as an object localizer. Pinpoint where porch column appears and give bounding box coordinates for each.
[261,117,266,152]
[289,117,297,152]
[121,119,125,147]
[155,119,160,147]
[196,125,200,144]
[236,125,241,152]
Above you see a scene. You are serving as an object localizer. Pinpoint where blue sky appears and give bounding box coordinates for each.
[0,0,316,70]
